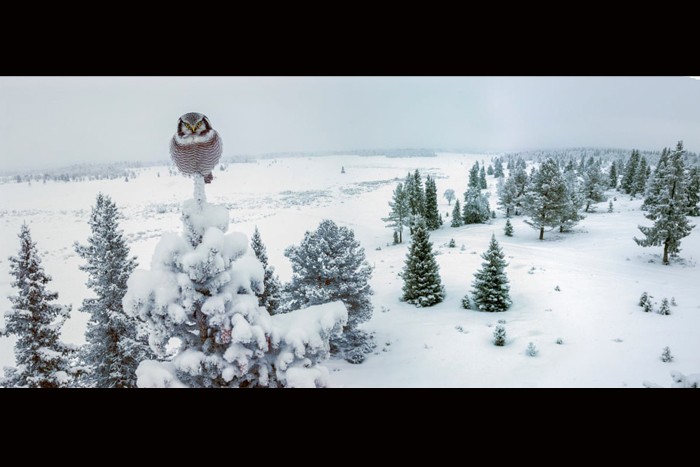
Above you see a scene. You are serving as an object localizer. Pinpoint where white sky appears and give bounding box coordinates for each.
[1,76,699,171]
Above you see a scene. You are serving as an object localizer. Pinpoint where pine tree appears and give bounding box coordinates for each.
[511,166,529,215]
[608,200,614,213]
[686,166,700,216]
[621,149,640,194]
[424,175,441,230]
[497,176,519,217]
[504,218,513,237]
[250,226,282,315]
[462,187,491,224]
[471,234,511,312]
[284,219,374,363]
[493,158,505,178]
[74,193,152,388]
[609,161,618,189]
[639,291,649,307]
[526,342,538,357]
[123,179,347,387]
[341,166,345,174]
[660,346,673,363]
[2,224,74,388]
[493,324,506,346]
[401,219,445,307]
[631,156,649,197]
[641,148,670,211]
[451,200,463,227]
[468,162,481,189]
[461,294,471,309]
[582,161,606,212]
[383,182,410,243]
[522,158,568,240]
[658,298,671,315]
[487,164,494,176]
[443,188,456,206]
[405,170,425,229]
[479,165,487,189]
[560,166,585,232]
[635,141,695,265]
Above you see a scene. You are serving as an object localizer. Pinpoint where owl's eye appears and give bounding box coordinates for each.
[196,121,202,129]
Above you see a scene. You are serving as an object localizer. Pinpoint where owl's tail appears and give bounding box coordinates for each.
[204,172,213,184]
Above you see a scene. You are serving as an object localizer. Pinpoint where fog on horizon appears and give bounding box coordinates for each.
[1,76,699,171]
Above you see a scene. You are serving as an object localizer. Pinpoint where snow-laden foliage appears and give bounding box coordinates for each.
[493,324,506,346]
[424,175,441,230]
[250,226,282,315]
[451,200,463,227]
[635,141,695,264]
[523,158,568,240]
[401,218,445,307]
[123,178,347,387]
[462,187,491,224]
[660,346,673,363]
[2,224,75,388]
[504,218,514,237]
[644,371,700,388]
[384,182,409,243]
[471,234,511,312]
[283,219,374,363]
[74,193,153,388]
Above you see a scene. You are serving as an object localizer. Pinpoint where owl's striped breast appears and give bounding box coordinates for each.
[170,131,223,176]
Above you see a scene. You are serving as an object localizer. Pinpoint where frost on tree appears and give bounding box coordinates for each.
[283,219,374,364]
[560,165,585,232]
[634,141,695,265]
[74,193,153,388]
[451,200,463,227]
[471,234,511,312]
[123,177,347,387]
[443,188,456,206]
[384,182,409,243]
[462,187,491,224]
[2,224,75,388]
[250,226,283,315]
[401,218,445,307]
[522,158,568,240]
[424,175,441,230]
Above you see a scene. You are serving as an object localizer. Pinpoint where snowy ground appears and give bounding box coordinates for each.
[1,154,698,387]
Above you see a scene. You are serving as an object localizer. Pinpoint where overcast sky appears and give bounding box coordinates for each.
[1,76,699,171]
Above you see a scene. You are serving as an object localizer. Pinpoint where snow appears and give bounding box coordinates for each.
[135,360,187,388]
[1,153,699,387]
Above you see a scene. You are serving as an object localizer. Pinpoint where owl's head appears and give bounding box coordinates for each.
[177,112,212,137]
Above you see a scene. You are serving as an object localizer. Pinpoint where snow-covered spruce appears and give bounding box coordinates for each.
[560,163,585,232]
[462,187,490,224]
[644,371,700,388]
[74,193,153,388]
[504,218,513,237]
[658,298,671,316]
[123,178,347,387]
[384,182,409,243]
[635,141,695,264]
[451,200,463,227]
[526,342,538,357]
[471,234,511,312]
[522,158,568,240]
[461,294,471,309]
[493,324,506,346]
[660,346,673,363]
[2,224,75,388]
[424,175,441,230]
[638,292,649,307]
[401,218,445,307]
[283,219,374,364]
[250,226,283,315]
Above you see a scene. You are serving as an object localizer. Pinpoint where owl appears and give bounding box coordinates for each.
[170,112,223,183]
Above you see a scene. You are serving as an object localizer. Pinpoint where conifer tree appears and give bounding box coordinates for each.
[471,234,511,312]
[582,161,607,212]
[462,187,491,224]
[522,158,568,240]
[384,182,410,243]
[451,200,463,227]
[479,165,487,189]
[504,218,513,237]
[468,162,481,190]
[493,158,505,178]
[74,193,152,388]
[487,165,494,176]
[621,149,640,194]
[635,141,695,264]
[631,156,649,197]
[609,161,618,189]
[493,324,506,346]
[2,224,74,388]
[560,166,585,232]
[424,175,441,230]
[250,226,282,315]
[686,166,700,216]
[400,219,445,307]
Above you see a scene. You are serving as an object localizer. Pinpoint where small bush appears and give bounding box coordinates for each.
[448,238,456,248]
[639,292,649,307]
[526,342,538,357]
[493,324,506,346]
[556,338,563,345]
[461,294,472,310]
[658,298,671,315]
[554,285,561,292]
[660,346,673,363]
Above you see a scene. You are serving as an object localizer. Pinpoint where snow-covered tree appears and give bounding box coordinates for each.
[74,193,152,388]
[621,149,640,194]
[526,342,538,357]
[609,161,618,189]
[631,156,649,197]
[493,158,505,178]
[2,224,74,388]
[471,234,511,312]
[479,165,487,189]
[498,176,519,218]
[451,200,463,227]
[658,298,671,315]
[383,182,410,243]
[638,291,649,307]
[123,179,347,387]
[582,161,607,212]
[400,218,445,307]
[560,166,585,232]
[493,324,506,346]
[405,170,425,230]
[608,200,614,213]
[462,187,491,224]
[504,218,513,237]
[660,346,673,363]
[443,188,456,206]
[468,162,481,190]
[284,219,374,363]
[487,164,494,176]
[641,148,670,212]
[522,158,568,240]
[634,141,695,265]
[424,175,441,230]
[686,166,700,216]
[250,226,282,315]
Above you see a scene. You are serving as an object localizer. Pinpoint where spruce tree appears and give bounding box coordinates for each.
[498,175,519,217]
[462,187,491,224]
[487,164,494,176]
[250,226,282,315]
[451,200,463,227]
[608,200,614,213]
[74,193,152,388]
[2,224,74,388]
[479,165,488,189]
[511,166,529,215]
[658,298,671,315]
[583,161,606,212]
[641,148,670,211]
[560,166,585,232]
[471,234,511,312]
[284,219,374,363]
[609,161,618,189]
[686,166,700,216]
[384,182,410,243]
[504,218,513,237]
[493,158,505,178]
[635,141,695,264]
[468,162,481,189]
[424,175,441,230]
[401,218,445,307]
[405,170,425,229]
[493,324,506,346]
[631,156,649,197]
[621,149,640,194]
[522,158,568,240]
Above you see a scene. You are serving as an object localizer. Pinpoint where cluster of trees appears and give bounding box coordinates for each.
[1,192,375,387]
[383,169,442,243]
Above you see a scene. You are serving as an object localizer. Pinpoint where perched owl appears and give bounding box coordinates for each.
[170,112,223,183]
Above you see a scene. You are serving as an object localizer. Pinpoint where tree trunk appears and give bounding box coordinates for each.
[539,226,544,240]
[585,201,591,212]
[663,241,669,265]
[399,229,402,244]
